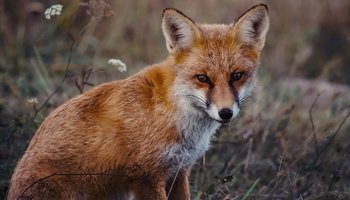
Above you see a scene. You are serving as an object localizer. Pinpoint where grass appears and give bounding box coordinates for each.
[241,178,260,200]
[1,0,350,199]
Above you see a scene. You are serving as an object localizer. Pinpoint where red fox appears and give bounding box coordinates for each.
[8,4,269,200]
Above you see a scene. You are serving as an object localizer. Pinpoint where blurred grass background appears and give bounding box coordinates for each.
[1,0,350,199]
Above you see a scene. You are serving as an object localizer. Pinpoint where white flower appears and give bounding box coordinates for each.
[27,97,38,105]
[108,59,127,73]
[45,4,63,20]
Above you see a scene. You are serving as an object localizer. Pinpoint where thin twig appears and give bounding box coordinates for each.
[74,66,94,94]
[31,22,89,121]
[299,194,304,200]
[166,157,185,200]
[240,193,289,199]
[18,171,123,199]
[272,151,286,200]
[18,164,152,199]
[317,111,350,157]
[244,138,253,175]
[31,34,75,120]
[309,93,320,155]
[310,109,350,168]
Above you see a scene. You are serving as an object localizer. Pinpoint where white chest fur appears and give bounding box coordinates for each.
[162,108,220,170]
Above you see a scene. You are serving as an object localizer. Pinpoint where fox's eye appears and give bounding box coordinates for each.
[231,72,244,81]
[196,75,210,83]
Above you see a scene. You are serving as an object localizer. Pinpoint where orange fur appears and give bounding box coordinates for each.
[8,4,269,200]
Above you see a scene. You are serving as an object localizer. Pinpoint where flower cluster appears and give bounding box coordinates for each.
[27,97,38,105]
[108,59,127,73]
[44,4,63,20]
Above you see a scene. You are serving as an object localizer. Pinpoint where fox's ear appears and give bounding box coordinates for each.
[232,4,269,51]
[162,8,200,54]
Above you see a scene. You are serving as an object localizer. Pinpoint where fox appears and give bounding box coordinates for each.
[8,4,269,200]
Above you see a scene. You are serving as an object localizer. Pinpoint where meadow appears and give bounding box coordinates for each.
[1,0,350,199]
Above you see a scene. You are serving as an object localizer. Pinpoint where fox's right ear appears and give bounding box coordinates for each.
[162,8,200,54]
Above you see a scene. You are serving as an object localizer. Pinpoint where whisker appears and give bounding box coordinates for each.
[183,94,209,109]
[184,96,207,106]
[238,94,255,105]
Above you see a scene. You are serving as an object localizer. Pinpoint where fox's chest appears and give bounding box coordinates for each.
[162,114,220,169]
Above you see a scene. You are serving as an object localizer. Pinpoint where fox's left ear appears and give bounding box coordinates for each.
[232,4,269,51]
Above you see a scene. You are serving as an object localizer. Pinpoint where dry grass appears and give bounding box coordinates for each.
[1,0,350,199]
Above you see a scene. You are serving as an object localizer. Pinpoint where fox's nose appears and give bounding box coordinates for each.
[218,108,233,120]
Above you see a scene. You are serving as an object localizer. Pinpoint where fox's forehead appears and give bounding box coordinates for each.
[187,24,257,72]
[197,24,233,39]
[197,23,237,53]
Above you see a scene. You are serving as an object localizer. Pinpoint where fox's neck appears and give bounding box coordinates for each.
[140,58,175,109]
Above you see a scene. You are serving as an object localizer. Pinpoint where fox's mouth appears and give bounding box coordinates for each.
[214,118,230,123]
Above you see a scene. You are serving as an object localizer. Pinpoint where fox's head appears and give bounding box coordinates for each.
[162,4,269,123]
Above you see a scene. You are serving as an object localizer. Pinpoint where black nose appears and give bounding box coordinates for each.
[218,108,233,120]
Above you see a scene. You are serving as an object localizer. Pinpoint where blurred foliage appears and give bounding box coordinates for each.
[1,0,350,199]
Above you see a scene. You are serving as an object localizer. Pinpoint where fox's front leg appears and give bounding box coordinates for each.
[132,179,167,200]
[166,168,190,200]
